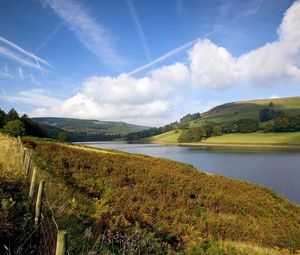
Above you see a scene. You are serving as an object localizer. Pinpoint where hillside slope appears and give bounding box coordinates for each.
[18,138,300,254]
[197,96,300,123]
[34,117,150,141]
[145,96,300,145]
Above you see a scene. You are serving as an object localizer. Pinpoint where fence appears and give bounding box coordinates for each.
[17,136,68,255]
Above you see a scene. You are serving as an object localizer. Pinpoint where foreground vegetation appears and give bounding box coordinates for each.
[0,135,33,254]
[1,135,298,254]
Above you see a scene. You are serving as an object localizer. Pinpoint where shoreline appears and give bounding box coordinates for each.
[143,140,300,149]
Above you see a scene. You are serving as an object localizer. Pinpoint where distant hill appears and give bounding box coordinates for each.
[198,96,300,123]
[142,96,300,144]
[33,117,151,142]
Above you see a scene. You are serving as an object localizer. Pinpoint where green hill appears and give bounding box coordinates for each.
[1,135,299,254]
[34,117,151,141]
[195,96,300,124]
[145,96,300,146]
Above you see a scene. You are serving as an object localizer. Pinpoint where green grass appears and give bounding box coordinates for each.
[201,132,300,145]
[191,96,300,125]
[144,130,180,143]
[146,130,300,146]
[34,117,151,141]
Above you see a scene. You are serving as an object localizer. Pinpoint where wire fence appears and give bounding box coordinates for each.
[15,137,67,255]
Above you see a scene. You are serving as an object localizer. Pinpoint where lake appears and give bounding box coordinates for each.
[78,142,300,205]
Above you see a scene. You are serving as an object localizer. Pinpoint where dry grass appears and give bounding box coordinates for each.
[0,133,24,178]
[223,240,300,255]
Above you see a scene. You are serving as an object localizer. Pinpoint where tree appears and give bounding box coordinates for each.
[274,115,290,132]
[191,127,207,141]
[180,113,201,123]
[178,121,190,130]
[236,119,259,133]
[259,108,273,122]
[178,129,194,143]
[0,108,6,128]
[289,115,300,131]
[5,108,19,122]
[211,124,222,136]
[4,120,25,136]
[20,114,49,138]
[203,121,222,137]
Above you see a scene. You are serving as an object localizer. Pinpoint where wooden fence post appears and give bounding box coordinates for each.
[35,180,45,227]
[25,154,31,176]
[55,230,68,255]
[29,167,37,199]
[23,150,28,171]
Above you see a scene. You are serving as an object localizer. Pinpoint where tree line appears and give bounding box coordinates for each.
[0,108,49,138]
[126,103,300,143]
[178,111,300,143]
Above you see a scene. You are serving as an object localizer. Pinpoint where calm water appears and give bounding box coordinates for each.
[78,142,300,205]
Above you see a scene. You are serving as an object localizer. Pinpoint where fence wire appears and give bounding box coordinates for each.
[15,140,63,255]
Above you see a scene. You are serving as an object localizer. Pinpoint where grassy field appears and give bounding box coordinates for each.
[145,130,300,146]
[144,130,180,143]
[201,132,300,145]
[2,135,300,254]
[143,96,300,146]
[22,138,300,253]
[192,96,300,125]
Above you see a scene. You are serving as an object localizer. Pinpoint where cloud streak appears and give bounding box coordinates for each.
[0,89,62,108]
[0,36,51,67]
[128,38,198,75]
[43,0,125,67]
[126,0,152,63]
[0,46,42,69]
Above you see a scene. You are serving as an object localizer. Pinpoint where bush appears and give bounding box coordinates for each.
[236,119,259,133]
[3,120,25,136]
[178,127,206,143]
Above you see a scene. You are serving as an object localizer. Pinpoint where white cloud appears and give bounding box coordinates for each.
[189,39,238,88]
[43,0,124,67]
[269,94,280,99]
[20,1,300,125]
[0,89,62,108]
[31,63,189,125]
[189,0,300,88]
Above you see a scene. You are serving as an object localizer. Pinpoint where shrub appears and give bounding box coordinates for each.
[3,120,25,136]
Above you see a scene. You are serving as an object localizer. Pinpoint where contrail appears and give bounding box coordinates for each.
[0,36,52,67]
[36,22,63,53]
[0,46,42,69]
[126,0,152,63]
[128,38,198,75]
[30,49,45,76]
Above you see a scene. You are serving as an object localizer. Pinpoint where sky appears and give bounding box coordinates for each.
[0,0,299,126]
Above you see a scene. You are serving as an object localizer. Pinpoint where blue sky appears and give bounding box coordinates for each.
[0,0,299,126]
